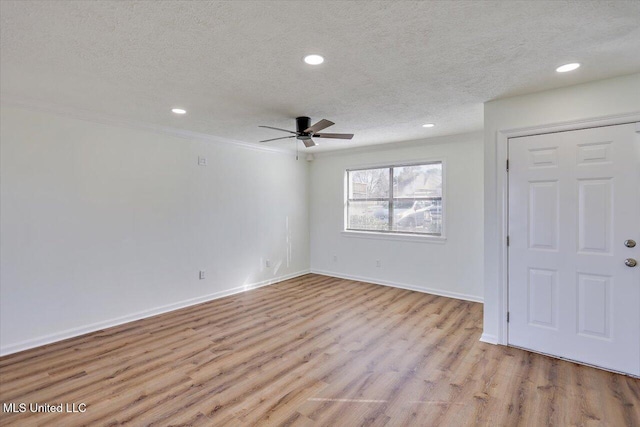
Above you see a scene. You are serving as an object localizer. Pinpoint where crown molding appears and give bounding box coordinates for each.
[0,93,292,155]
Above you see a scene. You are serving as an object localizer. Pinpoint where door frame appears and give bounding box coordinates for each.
[494,112,640,347]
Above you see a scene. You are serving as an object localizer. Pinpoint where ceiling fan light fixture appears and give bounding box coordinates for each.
[171,108,187,114]
[422,123,435,128]
[556,63,580,73]
[304,54,324,65]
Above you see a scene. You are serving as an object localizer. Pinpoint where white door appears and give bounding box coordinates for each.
[508,122,640,376]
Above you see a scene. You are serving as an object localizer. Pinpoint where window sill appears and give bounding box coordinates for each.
[341,230,447,244]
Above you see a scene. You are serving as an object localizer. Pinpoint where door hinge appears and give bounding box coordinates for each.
[507,312,510,322]
[506,235,510,246]
[506,159,509,171]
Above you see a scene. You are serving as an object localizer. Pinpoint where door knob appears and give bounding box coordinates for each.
[625,258,637,267]
[624,239,636,248]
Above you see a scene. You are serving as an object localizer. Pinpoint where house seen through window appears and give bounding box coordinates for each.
[346,162,443,235]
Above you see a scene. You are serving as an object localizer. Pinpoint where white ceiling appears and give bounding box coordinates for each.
[1,1,639,152]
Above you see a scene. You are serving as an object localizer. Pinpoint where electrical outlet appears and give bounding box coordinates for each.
[333,255,337,262]
[198,156,207,166]
[376,260,381,268]
[199,270,205,280]
[265,260,271,268]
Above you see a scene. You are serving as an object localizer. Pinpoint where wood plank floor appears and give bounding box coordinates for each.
[0,274,638,426]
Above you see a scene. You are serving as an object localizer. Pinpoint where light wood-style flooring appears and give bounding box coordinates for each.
[0,274,638,426]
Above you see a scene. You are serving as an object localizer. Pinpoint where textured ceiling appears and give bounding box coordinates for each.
[1,1,639,152]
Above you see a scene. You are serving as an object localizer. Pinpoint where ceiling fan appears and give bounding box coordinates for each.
[259,116,354,148]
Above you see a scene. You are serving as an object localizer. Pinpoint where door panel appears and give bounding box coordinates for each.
[528,268,557,328]
[528,181,559,250]
[577,273,611,339]
[508,123,640,376]
[577,179,612,254]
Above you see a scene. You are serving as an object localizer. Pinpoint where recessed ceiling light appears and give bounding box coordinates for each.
[556,63,580,73]
[171,108,187,114]
[422,123,435,128]
[304,54,324,65]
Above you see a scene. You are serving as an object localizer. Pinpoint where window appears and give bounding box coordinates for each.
[346,162,443,236]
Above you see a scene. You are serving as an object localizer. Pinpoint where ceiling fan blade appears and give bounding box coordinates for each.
[302,138,317,148]
[304,119,334,134]
[259,125,298,134]
[259,135,296,143]
[313,133,354,139]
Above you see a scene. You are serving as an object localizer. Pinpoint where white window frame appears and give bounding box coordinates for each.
[343,159,446,243]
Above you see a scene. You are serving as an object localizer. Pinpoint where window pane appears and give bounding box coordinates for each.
[391,198,442,235]
[392,199,424,232]
[393,163,442,199]
[427,199,442,235]
[349,168,389,199]
[347,201,389,231]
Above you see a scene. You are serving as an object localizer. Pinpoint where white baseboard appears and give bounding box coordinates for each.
[0,270,310,357]
[310,268,483,303]
[479,333,498,344]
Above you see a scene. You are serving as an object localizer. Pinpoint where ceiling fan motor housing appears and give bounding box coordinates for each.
[296,116,311,139]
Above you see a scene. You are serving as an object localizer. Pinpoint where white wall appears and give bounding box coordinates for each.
[0,105,310,355]
[310,132,484,302]
[483,73,640,343]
